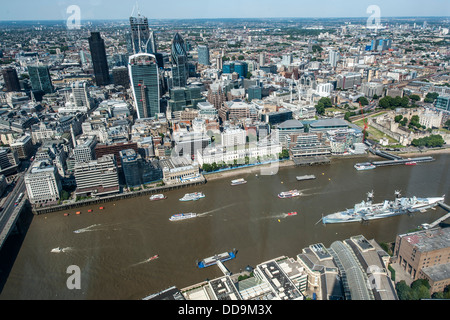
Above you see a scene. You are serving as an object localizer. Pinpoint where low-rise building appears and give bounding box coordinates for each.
[393,227,450,293]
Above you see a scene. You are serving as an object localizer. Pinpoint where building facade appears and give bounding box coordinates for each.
[88,32,110,86]
[394,227,450,292]
[74,154,119,197]
[129,53,161,119]
[1,67,21,92]
[27,64,53,94]
[197,45,210,66]
[25,160,62,205]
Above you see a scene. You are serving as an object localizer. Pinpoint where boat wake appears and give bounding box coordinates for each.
[128,256,159,268]
[197,203,237,217]
[73,224,102,234]
[51,247,72,253]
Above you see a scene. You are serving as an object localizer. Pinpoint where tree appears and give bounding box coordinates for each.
[357,96,369,106]
[344,112,352,122]
[394,115,403,123]
[312,44,323,53]
[409,115,421,129]
[379,96,393,109]
[409,94,421,102]
[396,280,411,300]
[424,92,439,103]
[411,135,445,148]
[399,117,408,126]
[444,119,450,129]
[315,97,332,115]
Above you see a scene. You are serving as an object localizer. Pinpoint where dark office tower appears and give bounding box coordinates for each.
[128,53,160,119]
[27,64,54,94]
[1,67,21,92]
[112,66,130,88]
[88,32,110,86]
[171,33,188,88]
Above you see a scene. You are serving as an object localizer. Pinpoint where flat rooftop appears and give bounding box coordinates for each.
[401,227,450,252]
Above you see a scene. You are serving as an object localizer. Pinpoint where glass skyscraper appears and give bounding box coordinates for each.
[171,33,188,88]
[197,45,210,66]
[27,64,53,94]
[88,32,110,86]
[128,53,160,119]
[126,14,157,55]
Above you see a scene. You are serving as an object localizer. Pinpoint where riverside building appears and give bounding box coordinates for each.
[24,160,62,205]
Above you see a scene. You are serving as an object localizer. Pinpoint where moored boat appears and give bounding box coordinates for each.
[322,191,445,224]
[354,162,376,170]
[197,250,237,268]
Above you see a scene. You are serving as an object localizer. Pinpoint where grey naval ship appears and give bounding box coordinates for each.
[322,191,445,224]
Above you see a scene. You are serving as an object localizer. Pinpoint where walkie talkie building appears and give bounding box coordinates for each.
[128,53,160,119]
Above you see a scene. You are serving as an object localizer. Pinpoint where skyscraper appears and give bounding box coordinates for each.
[27,64,53,94]
[127,14,157,55]
[1,67,21,92]
[197,45,210,66]
[88,32,110,86]
[329,50,340,68]
[128,53,160,119]
[171,33,188,88]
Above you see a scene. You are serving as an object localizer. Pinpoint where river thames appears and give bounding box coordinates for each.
[0,154,449,299]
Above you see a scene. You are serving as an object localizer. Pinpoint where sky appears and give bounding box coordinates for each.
[0,0,448,21]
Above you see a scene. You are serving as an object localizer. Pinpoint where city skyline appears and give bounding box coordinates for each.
[0,0,449,21]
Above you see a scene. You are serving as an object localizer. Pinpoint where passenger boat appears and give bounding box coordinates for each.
[278,190,301,199]
[179,192,205,201]
[287,212,298,216]
[150,194,167,201]
[169,213,197,221]
[354,162,376,170]
[296,175,316,181]
[231,178,247,186]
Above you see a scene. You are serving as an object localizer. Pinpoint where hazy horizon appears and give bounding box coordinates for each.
[0,0,448,21]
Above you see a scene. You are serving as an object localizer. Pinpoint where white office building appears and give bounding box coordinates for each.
[25,160,62,205]
[220,128,246,147]
[316,83,333,97]
[74,154,119,197]
[73,136,97,163]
